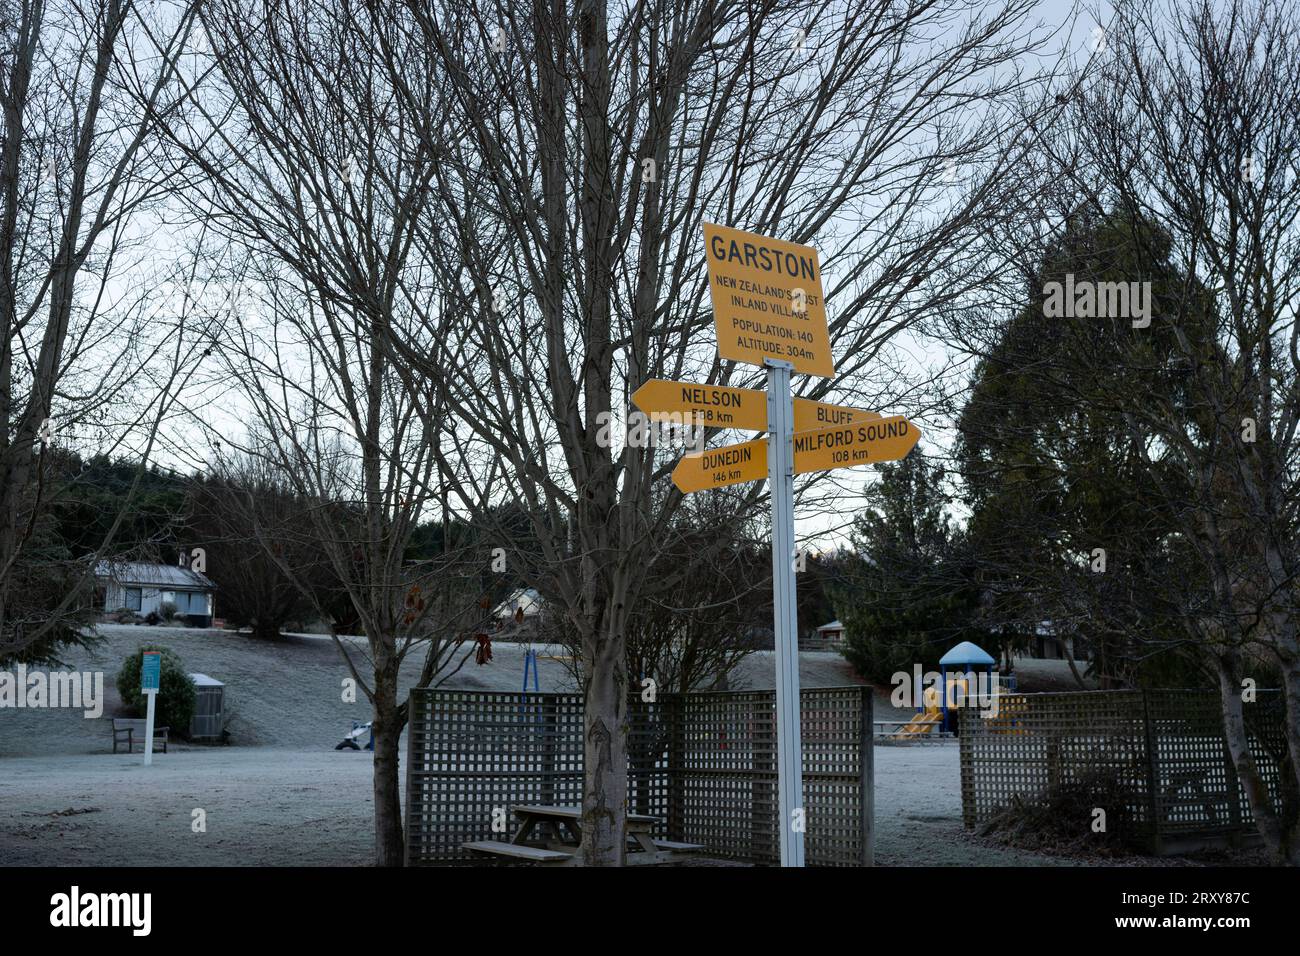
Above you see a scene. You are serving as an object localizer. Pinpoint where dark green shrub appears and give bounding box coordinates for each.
[978,769,1145,855]
[116,645,196,735]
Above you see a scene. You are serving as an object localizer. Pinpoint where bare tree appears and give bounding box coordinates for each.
[0,0,209,661]
[149,0,502,865]
[378,0,1071,863]
[186,448,334,639]
[943,0,1300,862]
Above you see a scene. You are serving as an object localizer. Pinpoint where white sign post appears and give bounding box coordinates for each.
[766,358,806,867]
[140,651,161,767]
[143,690,158,766]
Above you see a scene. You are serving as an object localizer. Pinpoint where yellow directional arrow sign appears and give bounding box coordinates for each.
[632,379,879,433]
[793,398,879,433]
[792,415,920,474]
[633,380,767,430]
[671,416,920,493]
[672,439,768,493]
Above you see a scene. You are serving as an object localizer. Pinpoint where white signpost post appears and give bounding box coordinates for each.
[140,651,161,767]
[765,358,805,866]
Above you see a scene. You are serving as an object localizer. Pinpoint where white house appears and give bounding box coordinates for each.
[95,561,216,627]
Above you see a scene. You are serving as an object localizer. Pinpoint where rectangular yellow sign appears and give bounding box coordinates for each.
[703,223,835,377]
[672,438,768,493]
[633,378,878,433]
[792,415,920,474]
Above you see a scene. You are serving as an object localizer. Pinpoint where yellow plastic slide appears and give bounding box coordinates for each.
[894,705,943,736]
[893,681,961,737]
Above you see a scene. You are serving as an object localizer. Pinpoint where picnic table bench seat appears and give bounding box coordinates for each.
[463,840,571,864]
[112,718,169,754]
[651,839,706,852]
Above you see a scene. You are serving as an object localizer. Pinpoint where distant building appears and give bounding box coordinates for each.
[95,561,216,627]
[802,619,845,651]
[493,587,542,622]
[1015,620,1090,661]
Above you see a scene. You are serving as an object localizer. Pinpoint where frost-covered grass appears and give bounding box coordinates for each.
[0,625,1195,866]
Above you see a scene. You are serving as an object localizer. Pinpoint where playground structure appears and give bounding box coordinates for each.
[891,641,1000,738]
[892,678,966,737]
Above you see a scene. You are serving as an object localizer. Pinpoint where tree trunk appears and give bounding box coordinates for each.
[580,630,627,866]
[1277,658,1300,864]
[371,666,405,867]
[1216,654,1294,863]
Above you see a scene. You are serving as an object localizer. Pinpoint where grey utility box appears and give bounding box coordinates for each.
[188,673,225,741]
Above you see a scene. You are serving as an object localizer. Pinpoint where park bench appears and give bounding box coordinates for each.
[112,718,169,754]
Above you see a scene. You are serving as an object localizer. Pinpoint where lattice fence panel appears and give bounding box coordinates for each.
[959,690,1152,841]
[406,685,871,866]
[405,690,586,864]
[960,689,1286,850]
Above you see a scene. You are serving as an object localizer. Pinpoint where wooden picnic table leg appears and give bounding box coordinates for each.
[626,827,672,865]
[510,814,538,846]
[631,831,658,854]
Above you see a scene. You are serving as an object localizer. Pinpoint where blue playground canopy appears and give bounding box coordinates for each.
[939,640,996,668]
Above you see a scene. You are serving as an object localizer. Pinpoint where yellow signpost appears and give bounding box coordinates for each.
[792,398,879,433]
[632,378,879,433]
[632,379,767,431]
[639,223,920,868]
[703,222,835,377]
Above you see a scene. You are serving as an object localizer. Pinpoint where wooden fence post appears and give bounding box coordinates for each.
[1140,690,1163,854]
[860,686,874,866]
[667,694,685,841]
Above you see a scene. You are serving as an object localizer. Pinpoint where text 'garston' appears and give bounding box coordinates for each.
[710,236,817,282]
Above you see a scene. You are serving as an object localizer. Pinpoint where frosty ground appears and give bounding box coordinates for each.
[0,624,1165,867]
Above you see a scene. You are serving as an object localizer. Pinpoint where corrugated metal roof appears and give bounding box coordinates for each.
[94,561,216,590]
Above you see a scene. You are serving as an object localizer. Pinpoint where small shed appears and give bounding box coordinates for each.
[803,619,845,651]
[188,673,225,741]
[938,641,997,733]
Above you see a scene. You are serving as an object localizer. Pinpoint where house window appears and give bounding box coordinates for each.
[124,587,142,611]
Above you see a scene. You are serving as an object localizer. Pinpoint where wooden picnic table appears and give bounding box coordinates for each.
[463,804,704,865]
[511,804,662,856]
